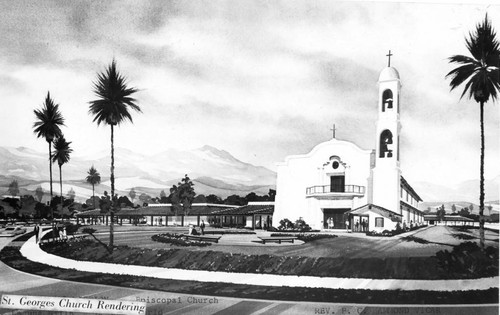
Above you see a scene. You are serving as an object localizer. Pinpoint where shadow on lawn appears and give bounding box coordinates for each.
[400,235,453,246]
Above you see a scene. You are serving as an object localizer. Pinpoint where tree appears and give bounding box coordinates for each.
[459,207,471,217]
[451,204,457,213]
[446,15,500,250]
[67,187,75,200]
[33,92,65,220]
[193,194,207,203]
[487,205,493,216]
[268,189,276,201]
[8,180,19,197]
[51,135,72,215]
[129,188,136,204]
[139,193,152,205]
[35,186,44,203]
[469,203,474,212]
[169,175,196,216]
[436,205,446,223]
[89,60,141,248]
[206,194,223,204]
[86,165,101,209]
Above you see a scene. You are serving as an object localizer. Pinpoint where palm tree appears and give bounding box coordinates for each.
[51,135,73,216]
[86,166,101,209]
[446,15,500,250]
[33,92,65,219]
[89,60,141,247]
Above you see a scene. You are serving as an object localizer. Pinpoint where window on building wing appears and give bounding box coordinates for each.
[375,217,384,227]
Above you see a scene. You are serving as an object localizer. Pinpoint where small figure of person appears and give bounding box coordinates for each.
[188,224,194,235]
[403,221,407,231]
[361,219,366,232]
[38,223,43,243]
[159,217,163,226]
[61,226,67,241]
[345,220,350,232]
[355,219,360,232]
[200,220,205,235]
[410,220,414,230]
[34,224,40,243]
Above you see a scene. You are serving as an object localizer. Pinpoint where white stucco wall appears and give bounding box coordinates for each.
[274,139,372,229]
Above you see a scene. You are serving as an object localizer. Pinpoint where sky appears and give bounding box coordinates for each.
[0,0,499,190]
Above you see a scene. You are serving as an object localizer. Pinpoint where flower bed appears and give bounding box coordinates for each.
[366,224,428,237]
[151,233,212,247]
[270,233,338,242]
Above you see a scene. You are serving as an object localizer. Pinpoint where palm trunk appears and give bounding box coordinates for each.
[48,141,56,238]
[109,124,114,248]
[479,101,485,250]
[48,141,53,216]
[92,184,95,209]
[59,164,63,217]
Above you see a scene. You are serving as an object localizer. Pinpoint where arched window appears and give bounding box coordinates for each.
[379,130,393,158]
[382,89,393,112]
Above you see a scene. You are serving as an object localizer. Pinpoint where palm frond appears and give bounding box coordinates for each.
[89,60,141,126]
[33,92,65,141]
[447,15,500,103]
[86,165,101,185]
[51,135,73,166]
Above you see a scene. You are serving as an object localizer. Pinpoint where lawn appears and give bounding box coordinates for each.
[38,225,498,280]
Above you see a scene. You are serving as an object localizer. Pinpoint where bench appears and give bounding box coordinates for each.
[183,234,221,243]
[258,236,298,244]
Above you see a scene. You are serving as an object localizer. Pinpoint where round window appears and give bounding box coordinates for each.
[332,161,340,169]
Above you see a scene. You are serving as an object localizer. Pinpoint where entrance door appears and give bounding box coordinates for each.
[323,208,349,229]
[330,176,345,192]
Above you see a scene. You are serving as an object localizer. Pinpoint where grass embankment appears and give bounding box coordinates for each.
[1,245,498,304]
[39,238,497,280]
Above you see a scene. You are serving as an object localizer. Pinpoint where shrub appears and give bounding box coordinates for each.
[278,218,313,232]
[151,233,211,247]
[278,218,294,230]
[435,242,499,278]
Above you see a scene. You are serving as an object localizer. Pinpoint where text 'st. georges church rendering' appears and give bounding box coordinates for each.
[273,59,424,231]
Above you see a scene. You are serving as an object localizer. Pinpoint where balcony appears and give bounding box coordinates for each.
[306,185,365,199]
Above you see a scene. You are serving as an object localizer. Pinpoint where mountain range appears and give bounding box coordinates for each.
[0,145,276,202]
[0,145,498,208]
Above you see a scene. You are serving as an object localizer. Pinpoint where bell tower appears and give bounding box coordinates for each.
[372,51,402,214]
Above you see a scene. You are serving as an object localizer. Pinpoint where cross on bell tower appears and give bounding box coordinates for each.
[330,124,337,139]
[386,50,393,67]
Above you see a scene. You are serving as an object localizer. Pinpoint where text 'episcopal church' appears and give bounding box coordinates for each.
[273,61,425,232]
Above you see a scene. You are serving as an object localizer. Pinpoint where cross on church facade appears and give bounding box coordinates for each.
[330,124,337,139]
[386,50,393,67]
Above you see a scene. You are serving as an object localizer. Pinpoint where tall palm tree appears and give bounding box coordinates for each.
[86,166,101,209]
[446,15,500,250]
[89,60,141,247]
[33,92,65,219]
[51,135,73,216]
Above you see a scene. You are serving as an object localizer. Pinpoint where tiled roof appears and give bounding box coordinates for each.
[76,203,274,217]
[400,176,423,202]
[424,215,474,222]
[348,204,402,221]
[210,204,274,215]
[77,204,236,217]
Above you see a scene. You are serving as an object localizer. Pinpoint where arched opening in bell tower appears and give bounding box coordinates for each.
[379,129,393,158]
[382,89,393,112]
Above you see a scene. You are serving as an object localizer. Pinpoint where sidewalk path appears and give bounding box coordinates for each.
[20,231,498,292]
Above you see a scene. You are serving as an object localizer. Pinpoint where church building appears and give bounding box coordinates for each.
[273,59,424,232]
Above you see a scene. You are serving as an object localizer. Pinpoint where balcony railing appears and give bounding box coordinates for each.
[306,185,365,196]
